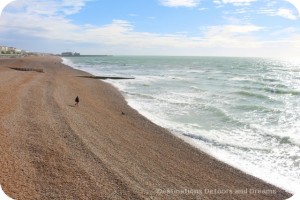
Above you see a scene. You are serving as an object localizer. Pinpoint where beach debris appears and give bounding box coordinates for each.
[76,75,134,80]
[9,67,44,73]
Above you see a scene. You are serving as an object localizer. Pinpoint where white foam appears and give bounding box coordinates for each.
[61,57,74,67]
[124,88,300,194]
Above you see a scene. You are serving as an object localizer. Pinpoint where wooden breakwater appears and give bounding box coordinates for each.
[77,75,134,80]
[10,67,44,73]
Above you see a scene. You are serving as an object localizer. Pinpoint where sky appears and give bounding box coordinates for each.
[0,0,300,58]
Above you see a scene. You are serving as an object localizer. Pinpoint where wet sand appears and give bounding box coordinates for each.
[0,56,292,199]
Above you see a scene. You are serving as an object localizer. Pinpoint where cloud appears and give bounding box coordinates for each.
[221,25,263,33]
[1,0,200,48]
[276,8,298,20]
[271,27,297,36]
[285,0,300,16]
[201,25,263,48]
[258,7,298,20]
[159,0,199,7]
[198,7,207,11]
[7,0,88,16]
[82,24,264,49]
[1,0,300,58]
[213,0,256,6]
[0,3,264,51]
[0,0,15,16]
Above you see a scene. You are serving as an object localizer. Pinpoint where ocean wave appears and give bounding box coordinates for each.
[263,88,300,95]
[182,133,270,152]
[234,91,270,100]
[229,77,254,82]
[126,91,195,107]
[262,78,279,82]
[250,124,300,147]
[233,104,282,113]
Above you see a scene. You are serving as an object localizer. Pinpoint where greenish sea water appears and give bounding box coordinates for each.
[63,56,300,193]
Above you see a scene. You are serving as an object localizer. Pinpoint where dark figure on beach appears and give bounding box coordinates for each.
[75,96,79,106]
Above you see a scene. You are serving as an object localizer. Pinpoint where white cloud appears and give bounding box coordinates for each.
[285,0,300,16]
[198,7,207,11]
[222,25,263,33]
[258,7,298,20]
[160,0,199,7]
[271,27,297,36]
[276,8,297,20]
[214,0,256,6]
[7,0,88,16]
[202,25,263,48]
[0,0,15,16]
[223,16,244,24]
[256,0,299,20]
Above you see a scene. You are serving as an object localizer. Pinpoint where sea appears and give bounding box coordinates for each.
[62,56,300,193]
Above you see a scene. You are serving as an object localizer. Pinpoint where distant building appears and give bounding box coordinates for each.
[15,49,22,53]
[0,46,9,52]
[0,46,23,54]
[61,52,80,56]
[61,52,73,56]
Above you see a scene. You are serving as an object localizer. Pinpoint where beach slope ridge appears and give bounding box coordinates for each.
[0,56,292,199]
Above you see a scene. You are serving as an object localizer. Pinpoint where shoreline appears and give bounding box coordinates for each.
[0,55,292,199]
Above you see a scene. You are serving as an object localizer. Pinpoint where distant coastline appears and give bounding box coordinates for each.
[60,54,113,57]
[60,51,112,57]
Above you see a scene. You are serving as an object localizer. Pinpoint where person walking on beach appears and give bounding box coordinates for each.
[75,96,79,106]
